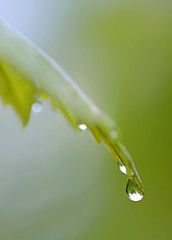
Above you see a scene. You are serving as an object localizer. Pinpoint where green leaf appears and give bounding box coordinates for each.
[0,63,36,125]
[0,18,144,200]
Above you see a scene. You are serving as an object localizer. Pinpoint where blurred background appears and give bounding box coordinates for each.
[0,0,172,239]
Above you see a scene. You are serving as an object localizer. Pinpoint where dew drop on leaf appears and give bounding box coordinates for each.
[31,103,42,113]
[78,124,87,131]
[126,178,144,202]
[117,160,127,174]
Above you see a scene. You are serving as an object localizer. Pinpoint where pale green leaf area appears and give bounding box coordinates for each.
[0,18,143,198]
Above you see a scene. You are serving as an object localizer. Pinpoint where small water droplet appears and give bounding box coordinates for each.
[126,178,144,202]
[117,160,127,174]
[78,124,87,131]
[32,103,42,113]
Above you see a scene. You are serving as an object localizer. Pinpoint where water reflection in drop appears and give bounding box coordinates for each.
[128,191,143,201]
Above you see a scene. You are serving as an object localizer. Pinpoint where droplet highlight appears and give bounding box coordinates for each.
[78,124,87,131]
[31,103,42,113]
[126,178,144,202]
[117,160,127,174]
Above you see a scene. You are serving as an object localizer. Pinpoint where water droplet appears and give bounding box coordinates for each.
[126,178,144,202]
[78,124,87,131]
[32,103,42,113]
[117,160,127,174]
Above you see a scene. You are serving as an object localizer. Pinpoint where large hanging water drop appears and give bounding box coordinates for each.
[126,178,144,202]
[117,160,127,174]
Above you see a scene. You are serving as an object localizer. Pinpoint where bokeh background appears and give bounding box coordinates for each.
[0,0,172,239]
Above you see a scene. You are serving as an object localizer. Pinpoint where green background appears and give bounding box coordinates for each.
[0,0,172,239]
